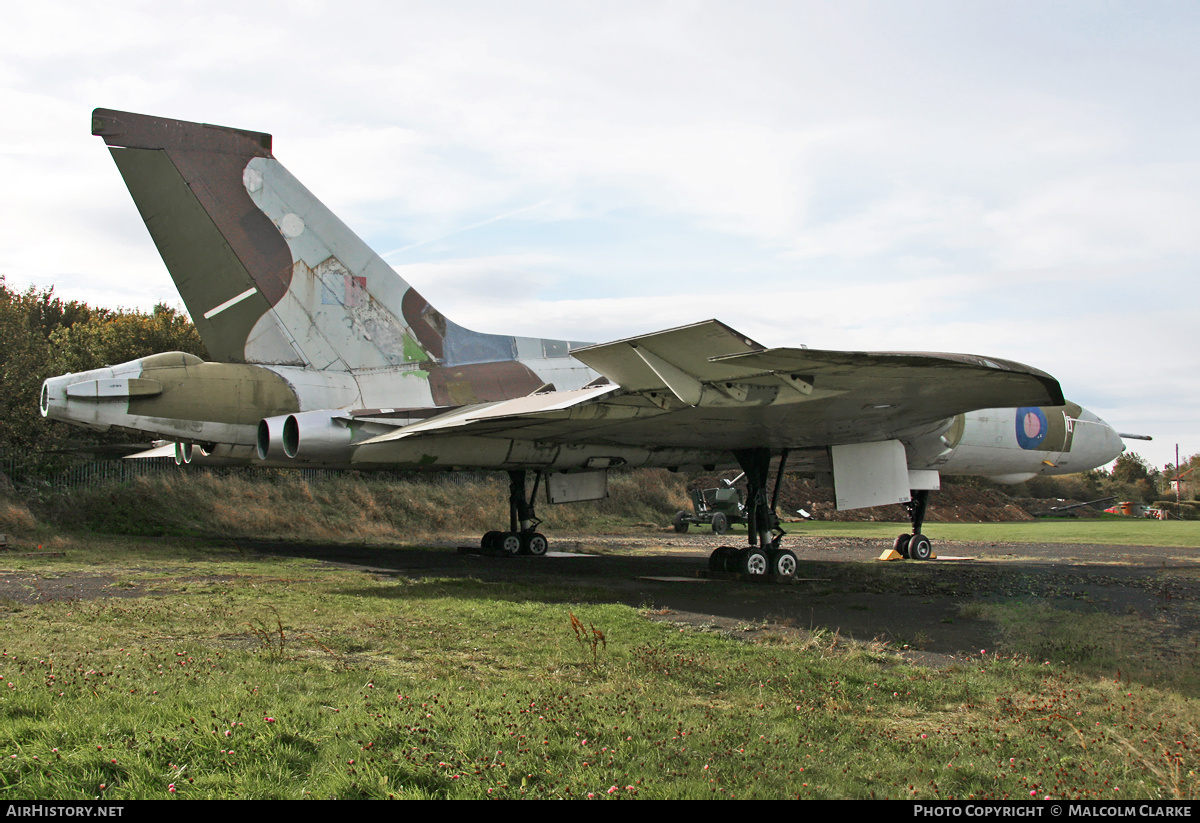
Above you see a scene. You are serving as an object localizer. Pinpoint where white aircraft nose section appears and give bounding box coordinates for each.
[1070,406,1126,469]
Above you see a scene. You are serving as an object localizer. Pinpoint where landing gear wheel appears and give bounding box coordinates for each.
[673,511,690,533]
[893,533,912,559]
[497,532,523,555]
[711,512,729,535]
[908,533,933,561]
[741,547,769,576]
[708,546,732,571]
[723,548,743,573]
[522,532,549,556]
[482,531,502,551]
[771,549,798,578]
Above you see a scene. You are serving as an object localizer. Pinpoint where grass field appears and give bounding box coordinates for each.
[1,532,1198,800]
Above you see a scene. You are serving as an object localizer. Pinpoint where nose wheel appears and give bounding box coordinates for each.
[894,490,935,560]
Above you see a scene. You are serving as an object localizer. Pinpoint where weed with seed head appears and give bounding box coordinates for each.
[569,612,607,667]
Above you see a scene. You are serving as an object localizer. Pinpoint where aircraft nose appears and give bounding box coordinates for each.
[1071,405,1125,469]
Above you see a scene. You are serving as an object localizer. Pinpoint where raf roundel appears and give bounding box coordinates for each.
[1015,407,1049,450]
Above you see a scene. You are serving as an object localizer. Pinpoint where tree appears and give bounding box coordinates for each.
[1094,453,1159,505]
[1110,452,1154,485]
[0,281,59,465]
[49,302,207,375]
[0,279,208,476]
[1164,454,1200,502]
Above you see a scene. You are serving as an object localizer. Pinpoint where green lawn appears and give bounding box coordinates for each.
[0,534,1197,799]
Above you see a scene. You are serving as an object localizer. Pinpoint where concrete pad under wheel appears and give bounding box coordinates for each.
[877,550,976,562]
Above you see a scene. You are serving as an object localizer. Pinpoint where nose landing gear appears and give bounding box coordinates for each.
[892,489,934,560]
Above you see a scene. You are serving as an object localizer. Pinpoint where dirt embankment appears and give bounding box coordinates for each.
[688,475,1099,523]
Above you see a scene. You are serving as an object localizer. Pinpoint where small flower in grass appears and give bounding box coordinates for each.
[921,734,927,739]
[169,784,176,794]
[608,786,619,794]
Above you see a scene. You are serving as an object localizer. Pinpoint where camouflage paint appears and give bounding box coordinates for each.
[44,109,1128,498]
[92,109,596,404]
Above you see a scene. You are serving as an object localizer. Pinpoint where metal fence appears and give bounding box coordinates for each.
[3,456,178,490]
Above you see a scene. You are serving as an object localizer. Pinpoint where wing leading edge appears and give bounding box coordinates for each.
[355,320,1064,457]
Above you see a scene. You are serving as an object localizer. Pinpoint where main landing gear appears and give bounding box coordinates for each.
[707,448,798,578]
[891,489,934,560]
[480,470,549,556]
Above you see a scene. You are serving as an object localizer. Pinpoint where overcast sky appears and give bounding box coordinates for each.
[3,0,1196,470]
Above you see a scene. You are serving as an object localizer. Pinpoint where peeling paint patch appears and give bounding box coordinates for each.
[280,213,305,238]
[320,265,366,307]
[401,335,429,364]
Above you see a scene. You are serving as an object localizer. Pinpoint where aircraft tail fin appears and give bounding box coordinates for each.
[93,108,582,380]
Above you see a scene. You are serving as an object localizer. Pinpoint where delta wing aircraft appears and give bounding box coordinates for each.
[41,109,1129,576]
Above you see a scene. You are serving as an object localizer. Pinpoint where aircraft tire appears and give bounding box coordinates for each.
[741,547,770,576]
[708,546,734,571]
[522,532,549,556]
[724,548,743,573]
[497,532,523,555]
[772,549,798,578]
[482,531,502,550]
[673,511,690,533]
[711,512,729,535]
[893,533,912,559]
[909,534,933,561]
